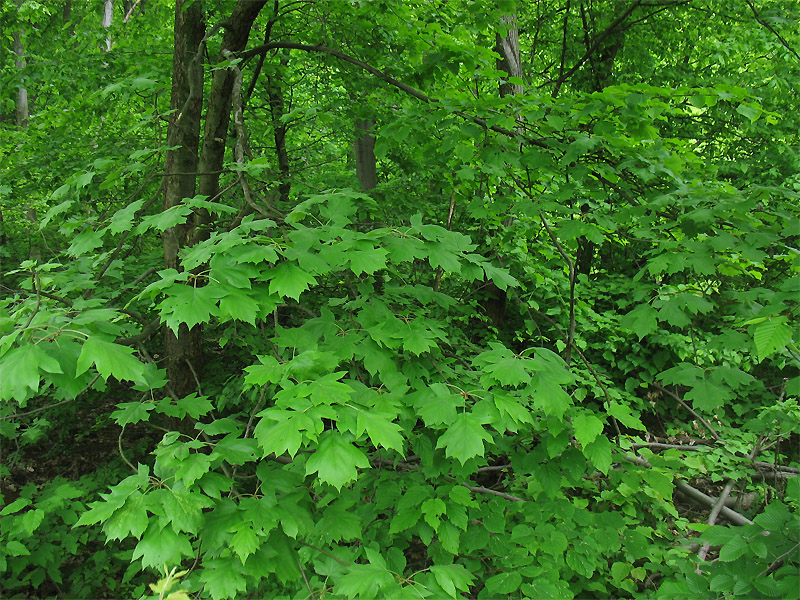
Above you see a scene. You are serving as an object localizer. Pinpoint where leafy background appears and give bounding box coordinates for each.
[0,0,798,598]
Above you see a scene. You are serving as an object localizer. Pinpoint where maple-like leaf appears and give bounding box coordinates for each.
[305,431,370,490]
[436,412,492,465]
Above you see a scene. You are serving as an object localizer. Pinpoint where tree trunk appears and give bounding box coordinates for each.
[12,0,29,128]
[161,0,266,398]
[268,52,291,202]
[195,1,268,240]
[482,10,523,328]
[497,14,524,98]
[354,119,377,191]
[102,0,114,52]
[162,0,205,399]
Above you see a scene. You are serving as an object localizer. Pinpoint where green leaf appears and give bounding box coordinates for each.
[176,393,214,419]
[218,289,259,325]
[243,355,284,388]
[0,344,62,402]
[486,571,523,594]
[482,263,518,290]
[111,401,155,426]
[421,497,446,529]
[76,337,145,383]
[254,410,312,458]
[131,522,194,569]
[620,304,658,340]
[158,284,223,332]
[583,436,612,474]
[174,453,212,487]
[135,204,192,234]
[572,412,604,447]
[4,540,30,556]
[531,375,572,420]
[108,199,144,234]
[356,410,405,453]
[390,508,420,534]
[474,344,531,386]
[0,497,31,516]
[68,228,104,257]
[753,316,793,362]
[309,372,353,405]
[436,412,492,465]
[718,534,748,561]
[268,263,317,301]
[214,435,257,465]
[102,493,148,540]
[335,563,395,598]
[429,564,474,599]
[684,376,734,412]
[426,243,462,273]
[736,103,761,123]
[349,247,388,276]
[402,321,440,355]
[305,431,370,490]
[641,471,674,500]
[231,525,261,563]
[606,402,645,430]
[438,521,461,554]
[159,488,212,534]
[200,558,248,600]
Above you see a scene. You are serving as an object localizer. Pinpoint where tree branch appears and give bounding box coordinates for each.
[239,42,549,149]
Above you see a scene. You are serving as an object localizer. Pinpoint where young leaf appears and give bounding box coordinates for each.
[131,522,194,569]
[268,263,316,301]
[305,431,370,490]
[356,410,405,453]
[572,413,604,447]
[436,412,492,465]
[485,571,523,595]
[582,436,612,474]
[254,410,312,458]
[429,564,474,599]
[111,401,155,426]
[753,316,792,362]
[158,284,224,332]
[76,337,145,383]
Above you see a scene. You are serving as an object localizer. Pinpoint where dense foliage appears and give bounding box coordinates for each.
[1,1,798,598]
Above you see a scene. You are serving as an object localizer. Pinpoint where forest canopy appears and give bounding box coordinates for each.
[0,0,798,598]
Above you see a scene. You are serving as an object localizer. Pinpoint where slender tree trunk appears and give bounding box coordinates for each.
[161,0,266,397]
[162,0,205,398]
[497,14,524,98]
[268,52,292,202]
[354,119,377,191]
[102,0,114,52]
[12,0,29,128]
[482,10,523,328]
[195,1,268,240]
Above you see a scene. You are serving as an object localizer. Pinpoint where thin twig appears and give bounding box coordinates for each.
[462,483,524,502]
[298,560,317,600]
[297,540,353,566]
[744,0,800,63]
[757,542,800,578]
[537,211,576,365]
[118,426,136,471]
[653,383,720,441]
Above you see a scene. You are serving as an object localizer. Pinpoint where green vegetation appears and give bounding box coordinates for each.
[1,1,798,598]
